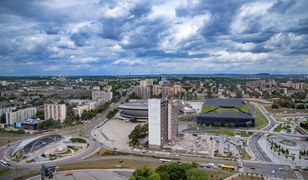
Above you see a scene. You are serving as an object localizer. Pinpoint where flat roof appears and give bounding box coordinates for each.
[198,112,253,119]
[204,98,245,107]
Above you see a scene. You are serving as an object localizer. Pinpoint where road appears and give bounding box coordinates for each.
[0,99,304,180]
[0,94,129,170]
[248,103,276,162]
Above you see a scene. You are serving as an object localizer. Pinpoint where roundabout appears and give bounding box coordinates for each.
[0,134,100,169]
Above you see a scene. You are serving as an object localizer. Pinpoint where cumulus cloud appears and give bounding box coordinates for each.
[112,59,145,65]
[0,0,307,75]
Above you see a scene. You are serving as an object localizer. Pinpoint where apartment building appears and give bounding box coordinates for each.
[5,107,37,126]
[148,99,178,148]
[44,103,67,122]
[92,91,113,101]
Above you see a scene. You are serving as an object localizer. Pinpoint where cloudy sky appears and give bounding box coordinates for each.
[0,0,308,75]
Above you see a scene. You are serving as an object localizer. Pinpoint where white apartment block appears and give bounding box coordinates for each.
[5,107,37,126]
[148,99,178,148]
[148,99,164,147]
[0,106,16,116]
[135,86,152,99]
[92,91,113,101]
[73,101,102,117]
[44,103,67,122]
[73,105,90,117]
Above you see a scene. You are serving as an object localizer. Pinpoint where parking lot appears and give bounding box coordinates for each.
[94,119,138,151]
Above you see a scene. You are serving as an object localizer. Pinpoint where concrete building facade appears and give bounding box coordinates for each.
[152,85,162,96]
[0,106,16,116]
[172,85,183,95]
[148,99,178,148]
[44,103,67,122]
[135,86,152,99]
[92,91,113,101]
[5,107,37,126]
[140,79,153,87]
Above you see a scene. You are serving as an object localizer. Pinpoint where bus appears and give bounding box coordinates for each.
[220,164,235,171]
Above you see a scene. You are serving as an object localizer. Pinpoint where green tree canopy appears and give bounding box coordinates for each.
[129,167,159,180]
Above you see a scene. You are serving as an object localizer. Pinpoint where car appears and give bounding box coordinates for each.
[272,170,275,174]
[250,167,256,170]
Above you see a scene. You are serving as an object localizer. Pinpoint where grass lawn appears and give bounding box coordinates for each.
[207,129,252,137]
[273,124,283,132]
[238,130,253,137]
[178,114,194,121]
[203,169,235,180]
[0,168,12,177]
[265,105,308,114]
[254,108,268,130]
[201,104,217,113]
[59,159,163,171]
[59,159,234,180]
[241,150,251,160]
[0,133,31,147]
[207,129,235,136]
[214,108,240,113]
[0,168,38,180]
[90,149,162,159]
[238,104,250,113]
[234,174,263,180]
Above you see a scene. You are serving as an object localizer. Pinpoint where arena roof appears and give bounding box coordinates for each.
[118,101,148,110]
[204,98,245,107]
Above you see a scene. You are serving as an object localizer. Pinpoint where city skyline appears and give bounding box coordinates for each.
[1,0,308,75]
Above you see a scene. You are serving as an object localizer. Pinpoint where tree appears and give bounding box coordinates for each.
[129,123,148,146]
[36,109,44,120]
[16,128,26,134]
[0,114,6,124]
[129,167,159,180]
[186,168,208,180]
[156,163,197,180]
[296,103,305,109]
[106,108,118,119]
[37,119,61,130]
[128,92,141,100]
[291,92,306,100]
[236,90,242,98]
[271,103,279,109]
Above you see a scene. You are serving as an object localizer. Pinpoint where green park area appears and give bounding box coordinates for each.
[0,131,31,147]
[129,162,234,180]
[254,108,269,130]
[207,129,252,137]
[201,104,217,113]
[238,104,250,113]
[0,168,12,177]
[273,123,292,133]
[201,104,250,113]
